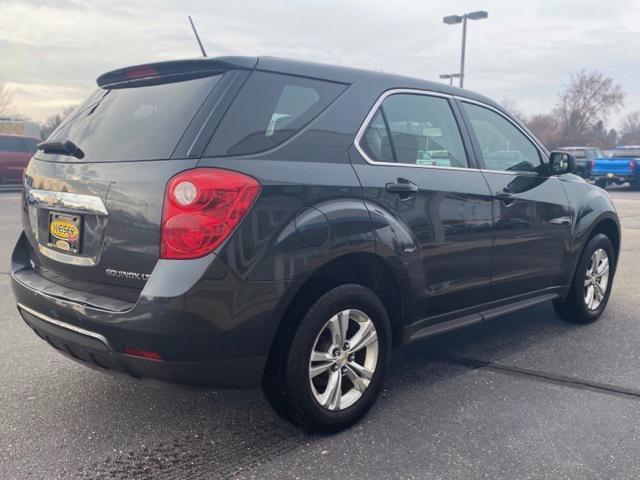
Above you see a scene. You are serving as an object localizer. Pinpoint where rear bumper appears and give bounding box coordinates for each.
[18,303,266,389]
[11,232,301,389]
[592,174,636,182]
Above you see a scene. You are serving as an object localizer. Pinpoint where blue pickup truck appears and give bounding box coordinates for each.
[592,146,640,189]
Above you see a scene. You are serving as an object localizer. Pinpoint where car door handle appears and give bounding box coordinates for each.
[386,180,418,197]
[495,190,518,204]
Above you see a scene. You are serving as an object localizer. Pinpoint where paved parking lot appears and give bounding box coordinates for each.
[1,187,640,479]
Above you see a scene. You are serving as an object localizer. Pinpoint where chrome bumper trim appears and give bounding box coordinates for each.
[17,302,111,349]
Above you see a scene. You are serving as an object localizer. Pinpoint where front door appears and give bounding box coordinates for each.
[459,100,572,300]
[352,91,494,321]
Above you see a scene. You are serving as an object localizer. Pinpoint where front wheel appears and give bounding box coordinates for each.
[553,234,615,324]
[264,284,391,433]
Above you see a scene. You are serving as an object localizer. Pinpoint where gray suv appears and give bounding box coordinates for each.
[11,57,619,432]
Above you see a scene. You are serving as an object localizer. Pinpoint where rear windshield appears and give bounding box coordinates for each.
[44,75,220,162]
[0,136,38,153]
[205,71,346,156]
[612,149,640,158]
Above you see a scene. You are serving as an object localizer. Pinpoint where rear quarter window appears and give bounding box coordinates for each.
[205,71,346,157]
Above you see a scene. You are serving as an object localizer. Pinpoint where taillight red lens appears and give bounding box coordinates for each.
[160,168,260,259]
[630,161,635,172]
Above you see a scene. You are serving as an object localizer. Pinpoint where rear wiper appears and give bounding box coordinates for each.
[37,140,85,159]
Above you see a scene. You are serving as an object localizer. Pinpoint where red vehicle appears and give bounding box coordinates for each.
[0,134,39,185]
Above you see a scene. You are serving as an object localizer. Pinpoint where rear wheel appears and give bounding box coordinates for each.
[553,234,615,324]
[263,284,391,433]
[595,179,608,189]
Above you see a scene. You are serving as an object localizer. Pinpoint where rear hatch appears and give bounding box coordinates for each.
[21,58,255,302]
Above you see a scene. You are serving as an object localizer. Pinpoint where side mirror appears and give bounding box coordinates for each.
[548,151,576,175]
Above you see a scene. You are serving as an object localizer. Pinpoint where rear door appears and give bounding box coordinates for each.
[352,90,494,321]
[459,100,572,300]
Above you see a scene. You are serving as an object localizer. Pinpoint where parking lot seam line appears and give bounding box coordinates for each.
[440,356,640,400]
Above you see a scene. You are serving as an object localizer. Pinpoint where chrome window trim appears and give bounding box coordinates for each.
[27,189,108,216]
[353,88,476,172]
[455,96,550,162]
[17,302,111,349]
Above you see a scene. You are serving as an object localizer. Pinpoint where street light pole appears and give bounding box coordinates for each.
[443,10,488,88]
[460,15,467,88]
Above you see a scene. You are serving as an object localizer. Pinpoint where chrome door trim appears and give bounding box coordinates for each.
[17,302,111,349]
[353,88,478,172]
[27,189,108,216]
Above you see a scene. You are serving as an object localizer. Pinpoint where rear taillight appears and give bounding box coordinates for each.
[630,161,636,172]
[160,168,260,259]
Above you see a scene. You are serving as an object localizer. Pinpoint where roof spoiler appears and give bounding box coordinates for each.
[96,57,258,88]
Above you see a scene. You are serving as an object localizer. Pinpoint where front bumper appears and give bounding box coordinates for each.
[11,232,300,389]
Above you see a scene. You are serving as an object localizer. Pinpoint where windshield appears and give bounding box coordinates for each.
[44,75,220,162]
[611,149,640,158]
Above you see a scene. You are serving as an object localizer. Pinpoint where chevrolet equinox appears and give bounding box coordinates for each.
[11,57,620,432]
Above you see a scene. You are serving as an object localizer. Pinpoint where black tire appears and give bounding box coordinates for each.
[553,234,615,324]
[263,284,392,433]
[630,179,640,191]
[595,179,607,189]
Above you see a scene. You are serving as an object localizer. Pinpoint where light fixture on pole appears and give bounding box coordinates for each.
[439,73,462,86]
[442,10,488,88]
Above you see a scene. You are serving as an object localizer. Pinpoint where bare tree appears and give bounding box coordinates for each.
[500,98,526,123]
[556,70,624,146]
[40,105,78,139]
[0,81,12,116]
[620,111,640,145]
[525,113,561,149]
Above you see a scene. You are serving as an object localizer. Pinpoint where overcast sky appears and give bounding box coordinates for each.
[2,0,639,127]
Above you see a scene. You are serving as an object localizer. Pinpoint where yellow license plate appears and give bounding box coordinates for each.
[48,213,82,253]
[607,173,614,178]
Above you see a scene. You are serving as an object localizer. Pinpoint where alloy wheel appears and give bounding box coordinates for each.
[308,309,379,411]
[584,248,610,311]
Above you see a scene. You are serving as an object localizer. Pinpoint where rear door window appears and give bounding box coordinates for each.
[44,75,221,162]
[205,71,346,156]
[359,93,469,167]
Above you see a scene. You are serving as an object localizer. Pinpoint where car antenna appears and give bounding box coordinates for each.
[188,15,207,57]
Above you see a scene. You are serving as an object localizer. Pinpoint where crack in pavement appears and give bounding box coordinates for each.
[440,355,640,401]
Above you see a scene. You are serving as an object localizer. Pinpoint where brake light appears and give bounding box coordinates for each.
[125,66,158,80]
[160,168,260,259]
[630,161,636,172]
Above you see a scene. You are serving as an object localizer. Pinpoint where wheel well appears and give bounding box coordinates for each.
[275,253,406,349]
[589,218,620,262]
